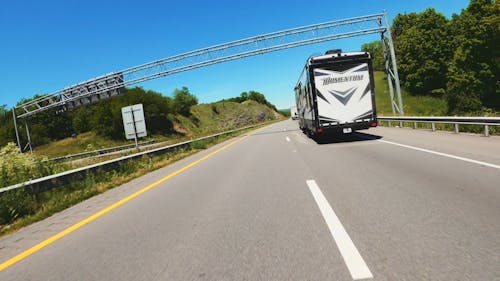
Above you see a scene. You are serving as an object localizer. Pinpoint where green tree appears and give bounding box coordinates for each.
[90,103,117,138]
[72,107,92,133]
[83,87,175,140]
[361,41,385,71]
[248,91,266,104]
[173,87,198,116]
[218,91,278,112]
[142,90,173,134]
[392,8,452,96]
[0,104,7,116]
[446,0,499,113]
[223,92,249,103]
[0,106,15,147]
[29,110,73,144]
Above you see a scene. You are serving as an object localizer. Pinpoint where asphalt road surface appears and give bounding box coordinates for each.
[1,120,499,280]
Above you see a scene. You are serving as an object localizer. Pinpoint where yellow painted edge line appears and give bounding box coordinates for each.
[0,134,250,272]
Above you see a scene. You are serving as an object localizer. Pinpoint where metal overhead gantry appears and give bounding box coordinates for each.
[12,10,403,152]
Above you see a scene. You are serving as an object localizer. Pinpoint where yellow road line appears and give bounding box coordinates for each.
[0,134,249,272]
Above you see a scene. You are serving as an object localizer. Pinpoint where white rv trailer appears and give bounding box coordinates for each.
[290,105,298,120]
[294,50,377,137]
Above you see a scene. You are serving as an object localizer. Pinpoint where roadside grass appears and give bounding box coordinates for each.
[373,71,448,116]
[34,132,138,159]
[34,131,173,160]
[0,122,276,237]
[373,71,500,135]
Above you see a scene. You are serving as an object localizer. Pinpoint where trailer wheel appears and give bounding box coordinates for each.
[306,129,313,138]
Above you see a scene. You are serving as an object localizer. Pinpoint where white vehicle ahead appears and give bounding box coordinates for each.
[290,105,298,120]
[294,49,378,137]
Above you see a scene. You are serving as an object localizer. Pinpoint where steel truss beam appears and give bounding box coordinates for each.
[12,10,403,152]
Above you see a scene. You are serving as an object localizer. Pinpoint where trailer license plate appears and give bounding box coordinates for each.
[343,128,352,133]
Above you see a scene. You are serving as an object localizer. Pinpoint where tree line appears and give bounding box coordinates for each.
[219,90,278,112]
[0,87,196,147]
[0,87,278,148]
[362,0,498,114]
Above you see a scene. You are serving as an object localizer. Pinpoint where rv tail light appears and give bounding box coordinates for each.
[371,122,378,127]
[317,128,324,133]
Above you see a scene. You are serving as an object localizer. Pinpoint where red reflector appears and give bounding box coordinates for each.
[371,122,378,127]
[317,128,324,133]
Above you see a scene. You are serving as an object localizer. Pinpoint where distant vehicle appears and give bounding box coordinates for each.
[290,105,298,120]
[294,49,377,137]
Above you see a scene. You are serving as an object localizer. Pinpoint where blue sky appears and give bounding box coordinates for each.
[0,0,470,110]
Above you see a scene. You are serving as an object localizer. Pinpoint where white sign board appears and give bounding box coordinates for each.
[121,104,147,140]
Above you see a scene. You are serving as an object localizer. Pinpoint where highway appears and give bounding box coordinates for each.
[1,120,499,280]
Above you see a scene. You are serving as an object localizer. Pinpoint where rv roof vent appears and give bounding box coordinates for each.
[325,49,342,55]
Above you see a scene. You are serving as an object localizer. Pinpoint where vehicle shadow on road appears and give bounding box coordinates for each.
[313,132,382,144]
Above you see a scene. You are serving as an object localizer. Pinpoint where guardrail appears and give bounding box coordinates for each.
[378,116,500,136]
[0,123,265,194]
[47,140,156,163]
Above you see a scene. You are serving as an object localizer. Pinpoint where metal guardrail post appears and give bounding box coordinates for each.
[383,10,404,115]
[431,122,436,132]
[399,121,403,128]
[12,108,22,153]
[24,120,33,154]
[484,125,489,137]
[454,115,459,133]
[413,122,417,129]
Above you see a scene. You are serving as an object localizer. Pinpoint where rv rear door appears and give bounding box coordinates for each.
[313,63,374,125]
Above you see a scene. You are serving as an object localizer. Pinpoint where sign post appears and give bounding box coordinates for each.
[121,104,147,148]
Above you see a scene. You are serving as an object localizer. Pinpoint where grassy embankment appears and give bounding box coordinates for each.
[373,71,448,116]
[0,100,283,236]
[373,71,499,134]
